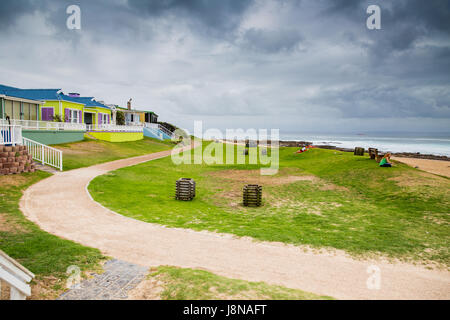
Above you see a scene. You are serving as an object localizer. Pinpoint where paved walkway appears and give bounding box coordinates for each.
[20,147,450,300]
[59,259,147,300]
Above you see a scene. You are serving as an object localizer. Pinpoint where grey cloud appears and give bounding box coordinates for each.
[126,0,254,37]
[240,28,303,53]
[0,0,38,29]
[0,0,448,133]
[311,85,450,119]
[324,0,450,55]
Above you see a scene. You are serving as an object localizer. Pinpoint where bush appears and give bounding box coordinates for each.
[116,110,125,125]
[53,114,63,122]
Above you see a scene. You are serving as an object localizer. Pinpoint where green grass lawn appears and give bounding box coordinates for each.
[0,172,106,299]
[56,136,174,170]
[143,266,333,300]
[89,142,450,266]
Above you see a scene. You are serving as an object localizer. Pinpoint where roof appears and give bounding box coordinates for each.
[0,84,20,91]
[0,84,110,109]
[116,106,155,114]
[5,89,62,101]
[65,96,111,110]
[0,84,67,102]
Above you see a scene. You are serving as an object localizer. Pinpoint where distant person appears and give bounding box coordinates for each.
[379,153,392,167]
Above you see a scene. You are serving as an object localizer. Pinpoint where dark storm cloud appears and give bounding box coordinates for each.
[324,0,450,54]
[127,0,254,36]
[0,0,37,29]
[0,0,448,132]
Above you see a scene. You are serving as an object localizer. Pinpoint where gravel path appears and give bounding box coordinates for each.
[20,147,450,300]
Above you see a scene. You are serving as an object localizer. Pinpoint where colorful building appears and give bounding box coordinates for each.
[63,94,112,126]
[1,84,167,144]
[0,85,43,121]
[0,85,84,123]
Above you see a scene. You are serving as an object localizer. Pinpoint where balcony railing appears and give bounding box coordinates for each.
[22,137,63,171]
[0,125,23,146]
[0,249,35,300]
[0,119,86,131]
[86,124,144,132]
[144,123,173,138]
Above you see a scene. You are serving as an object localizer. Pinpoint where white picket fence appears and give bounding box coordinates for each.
[22,137,63,171]
[0,119,86,131]
[87,124,143,132]
[0,249,35,300]
[0,125,23,146]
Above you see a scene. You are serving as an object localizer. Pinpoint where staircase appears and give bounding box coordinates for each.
[1,124,63,173]
[0,249,35,300]
[143,123,172,141]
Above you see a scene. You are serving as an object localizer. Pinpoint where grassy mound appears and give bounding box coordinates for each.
[89,142,450,266]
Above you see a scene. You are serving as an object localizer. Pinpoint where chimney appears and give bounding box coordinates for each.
[127,98,132,110]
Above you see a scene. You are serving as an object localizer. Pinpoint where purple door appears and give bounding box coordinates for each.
[98,113,102,125]
[41,108,54,121]
[65,109,70,122]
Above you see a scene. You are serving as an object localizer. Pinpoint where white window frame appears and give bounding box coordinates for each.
[67,109,80,123]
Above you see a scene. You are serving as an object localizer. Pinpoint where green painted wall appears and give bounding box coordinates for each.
[0,97,4,119]
[22,130,85,145]
[89,131,143,142]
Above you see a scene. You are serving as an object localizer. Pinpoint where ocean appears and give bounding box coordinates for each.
[280,132,450,157]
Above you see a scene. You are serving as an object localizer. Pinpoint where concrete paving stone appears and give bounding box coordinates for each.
[58,259,148,300]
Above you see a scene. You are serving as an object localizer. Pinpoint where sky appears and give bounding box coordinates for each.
[0,0,449,135]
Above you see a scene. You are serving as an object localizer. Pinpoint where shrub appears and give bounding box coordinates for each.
[53,114,63,122]
[116,110,125,125]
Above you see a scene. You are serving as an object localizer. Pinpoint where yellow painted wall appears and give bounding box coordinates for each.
[40,100,84,122]
[89,131,143,142]
[85,107,112,124]
[140,113,145,123]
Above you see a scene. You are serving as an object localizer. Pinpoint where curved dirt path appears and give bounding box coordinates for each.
[20,147,450,300]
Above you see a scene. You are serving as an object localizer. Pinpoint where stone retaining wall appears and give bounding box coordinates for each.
[0,145,36,175]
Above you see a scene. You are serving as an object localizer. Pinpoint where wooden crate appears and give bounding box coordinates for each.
[243,184,262,207]
[175,178,196,201]
[354,147,364,156]
[368,148,378,160]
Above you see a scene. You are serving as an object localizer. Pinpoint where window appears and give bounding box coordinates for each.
[5,100,12,118]
[22,103,30,120]
[71,109,79,123]
[13,101,20,119]
[66,109,80,123]
[30,104,38,120]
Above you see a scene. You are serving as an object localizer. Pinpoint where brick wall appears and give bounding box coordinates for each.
[0,145,36,175]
